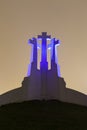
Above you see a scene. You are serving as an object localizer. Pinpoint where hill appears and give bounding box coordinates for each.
[0,100,87,130]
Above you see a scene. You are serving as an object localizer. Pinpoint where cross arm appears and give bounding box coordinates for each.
[38,32,51,39]
[28,37,41,49]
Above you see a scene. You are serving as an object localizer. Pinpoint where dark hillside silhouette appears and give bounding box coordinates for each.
[0,100,87,130]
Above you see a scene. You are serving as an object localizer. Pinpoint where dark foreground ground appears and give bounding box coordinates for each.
[0,100,87,130]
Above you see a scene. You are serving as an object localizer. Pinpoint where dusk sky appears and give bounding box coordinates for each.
[0,0,87,95]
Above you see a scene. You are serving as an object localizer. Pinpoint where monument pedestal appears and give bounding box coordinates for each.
[22,60,66,101]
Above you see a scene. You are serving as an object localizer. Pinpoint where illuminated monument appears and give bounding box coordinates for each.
[0,32,87,106]
[22,32,66,100]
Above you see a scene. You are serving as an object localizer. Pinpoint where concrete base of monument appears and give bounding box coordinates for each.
[0,76,87,106]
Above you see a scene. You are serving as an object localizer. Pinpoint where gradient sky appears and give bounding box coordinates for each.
[0,0,87,95]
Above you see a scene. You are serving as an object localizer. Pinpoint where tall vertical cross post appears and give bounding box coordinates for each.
[28,38,37,66]
[38,32,51,99]
[51,38,60,63]
[38,32,51,63]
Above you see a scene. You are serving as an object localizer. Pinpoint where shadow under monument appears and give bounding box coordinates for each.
[0,32,87,106]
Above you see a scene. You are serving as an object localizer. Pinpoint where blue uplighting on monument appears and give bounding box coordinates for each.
[27,32,61,77]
